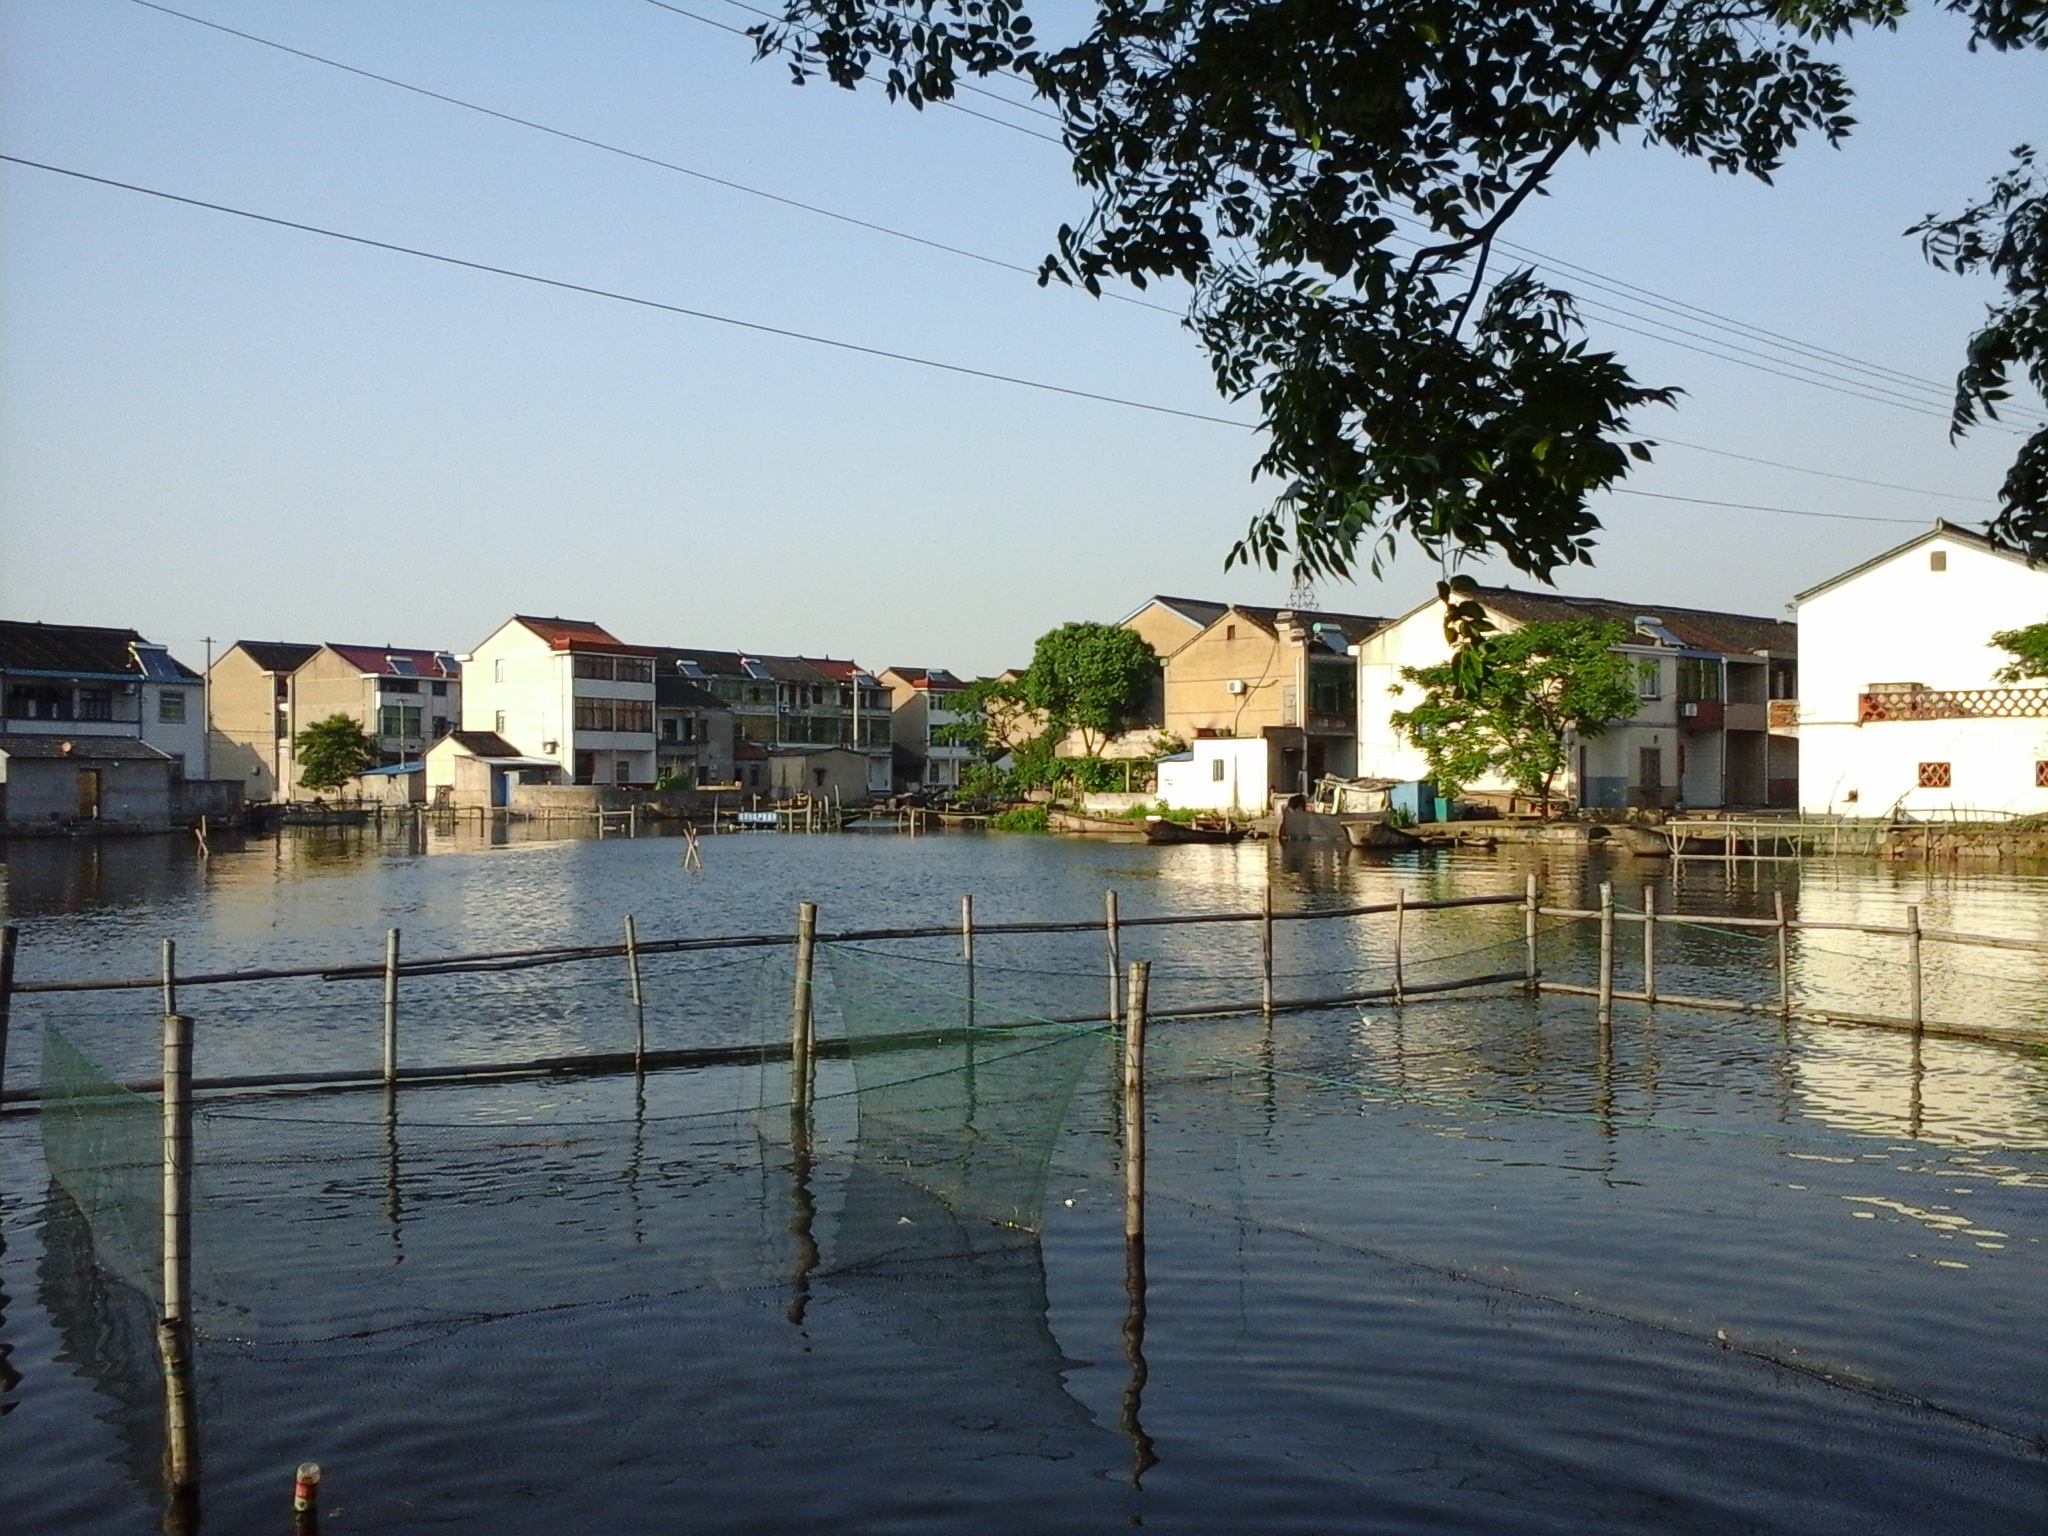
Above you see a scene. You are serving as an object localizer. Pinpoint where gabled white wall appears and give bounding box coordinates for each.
[461,621,569,773]
[1797,531,2048,816]
[1156,738,1270,812]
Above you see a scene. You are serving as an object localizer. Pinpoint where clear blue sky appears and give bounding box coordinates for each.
[3,0,2043,675]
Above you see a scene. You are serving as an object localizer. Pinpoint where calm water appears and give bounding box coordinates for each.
[3,826,2045,1532]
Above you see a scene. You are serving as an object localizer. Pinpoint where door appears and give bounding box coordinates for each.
[491,768,510,808]
[77,768,103,819]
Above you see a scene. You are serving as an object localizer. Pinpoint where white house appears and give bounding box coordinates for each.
[459,616,658,786]
[1794,522,2048,818]
[1155,737,1273,813]
[1355,586,1797,811]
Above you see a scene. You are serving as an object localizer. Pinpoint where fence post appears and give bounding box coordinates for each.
[1392,889,1406,1005]
[961,893,977,1039]
[1641,885,1658,1006]
[1597,882,1615,1022]
[792,901,818,1107]
[1774,891,1791,1019]
[1523,874,1540,995]
[1905,903,1923,1029]
[624,915,646,1069]
[158,977,197,1498]
[1104,890,1122,1027]
[1123,960,1149,1247]
[382,928,401,1087]
[0,925,17,1104]
[1259,884,1275,1020]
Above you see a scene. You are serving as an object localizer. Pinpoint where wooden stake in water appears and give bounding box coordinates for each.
[1641,885,1658,1005]
[1523,874,1540,994]
[1392,890,1406,1005]
[1596,882,1615,1022]
[0,925,18,1105]
[1104,890,1122,1026]
[1123,960,1150,1246]
[382,928,400,1088]
[792,901,818,1108]
[159,985,197,1497]
[623,915,646,1070]
[1905,903,1923,1029]
[1259,884,1275,1019]
[1774,890,1792,1019]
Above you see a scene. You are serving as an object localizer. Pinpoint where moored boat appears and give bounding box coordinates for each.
[1143,816,1248,845]
[1047,808,1147,837]
[1341,814,1420,850]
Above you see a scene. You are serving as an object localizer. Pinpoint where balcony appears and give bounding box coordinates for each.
[1676,700,1724,730]
[1859,686,2048,722]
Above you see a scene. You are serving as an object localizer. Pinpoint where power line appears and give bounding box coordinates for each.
[125,0,2010,494]
[0,154,1248,429]
[1605,488,1927,526]
[1648,437,1982,503]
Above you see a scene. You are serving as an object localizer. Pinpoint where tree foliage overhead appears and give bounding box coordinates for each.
[1989,615,2048,682]
[293,714,379,794]
[1389,618,1640,804]
[753,2,2048,574]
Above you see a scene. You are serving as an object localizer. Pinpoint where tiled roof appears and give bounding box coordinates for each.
[1472,586,1796,655]
[0,734,174,761]
[653,648,749,679]
[1127,595,1232,630]
[325,645,460,678]
[512,616,650,655]
[885,666,966,689]
[656,678,729,709]
[797,657,875,683]
[231,641,322,675]
[0,621,201,679]
[442,730,524,757]
[1202,605,1389,648]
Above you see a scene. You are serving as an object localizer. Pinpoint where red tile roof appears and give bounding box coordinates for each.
[512,616,653,655]
[325,645,459,678]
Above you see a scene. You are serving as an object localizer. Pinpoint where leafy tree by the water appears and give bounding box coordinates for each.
[750,2,2048,574]
[1012,621,1160,756]
[1390,619,1639,806]
[1991,616,2048,682]
[293,715,378,793]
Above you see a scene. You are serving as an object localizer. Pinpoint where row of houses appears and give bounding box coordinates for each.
[1110,523,2048,820]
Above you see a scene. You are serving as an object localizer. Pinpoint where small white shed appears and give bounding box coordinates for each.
[1156,738,1272,813]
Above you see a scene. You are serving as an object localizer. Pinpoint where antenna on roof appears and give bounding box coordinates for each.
[1286,573,1318,611]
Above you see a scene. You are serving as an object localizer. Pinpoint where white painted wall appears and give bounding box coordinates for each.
[1797,531,2048,816]
[1156,738,1269,812]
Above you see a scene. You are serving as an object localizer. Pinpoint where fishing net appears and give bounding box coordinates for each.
[38,1024,163,1307]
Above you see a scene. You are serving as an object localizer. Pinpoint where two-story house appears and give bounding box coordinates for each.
[460,616,657,786]
[0,621,207,830]
[208,641,460,800]
[880,666,973,791]
[1795,521,2048,817]
[652,655,738,787]
[1355,586,1797,811]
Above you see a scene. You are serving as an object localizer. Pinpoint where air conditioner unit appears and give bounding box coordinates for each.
[1227,679,1247,695]
[1680,702,1699,718]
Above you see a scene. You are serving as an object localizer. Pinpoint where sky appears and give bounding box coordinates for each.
[2,0,2044,676]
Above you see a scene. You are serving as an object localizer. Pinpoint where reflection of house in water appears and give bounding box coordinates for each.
[1790,1028,2048,1151]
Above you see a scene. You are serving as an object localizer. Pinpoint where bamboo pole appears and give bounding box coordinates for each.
[792,901,818,1107]
[1774,891,1791,1019]
[1597,882,1615,1022]
[158,976,196,1498]
[1259,884,1275,1019]
[1641,885,1658,1005]
[624,915,646,1070]
[1123,960,1150,1246]
[382,929,401,1087]
[1906,903,1923,1030]
[1392,889,1406,1006]
[1524,874,1540,994]
[1104,890,1122,1026]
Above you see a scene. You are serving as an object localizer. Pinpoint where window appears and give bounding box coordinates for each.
[1918,762,1952,788]
[1929,550,1947,572]
[6,683,70,719]
[2037,761,2048,788]
[616,657,652,684]
[493,659,507,683]
[681,716,697,743]
[1635,660,1662,700]
[1211,758,1226,782]
[1676,658,1722,703]
[1225,623,1236,640]
[1638,746,1662,787]
[77,688,114,721]
[662,717,680,741]
[494,711,508,733]
[574,698,653,733]
[1308,665,1355,717]
[158,690,187,723]
[384,678,420,694]
[431,716,451,738]
[814,768,827,787]
[431,680,448,696]
[379,704,423,739]
[574,654,616,681]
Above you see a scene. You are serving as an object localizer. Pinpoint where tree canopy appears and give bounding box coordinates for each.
[293,715,378,793]
[752,2,2048,575]
[1990,615,2048,681]
[1389,619,1640,804]
[1013,620,1161,755]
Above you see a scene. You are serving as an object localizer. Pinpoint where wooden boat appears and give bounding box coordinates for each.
[1341,814,1420,850]
[1047,808,1147,837]
[1143,816,1248,845]
[1607,823,1674,857]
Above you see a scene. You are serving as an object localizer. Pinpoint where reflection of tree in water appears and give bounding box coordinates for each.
[35,1180,164,1496]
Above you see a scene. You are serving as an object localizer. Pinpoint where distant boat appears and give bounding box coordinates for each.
[1047,808,1147,837]
[1144,816,1248,845]
[1341,814,1421,850]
